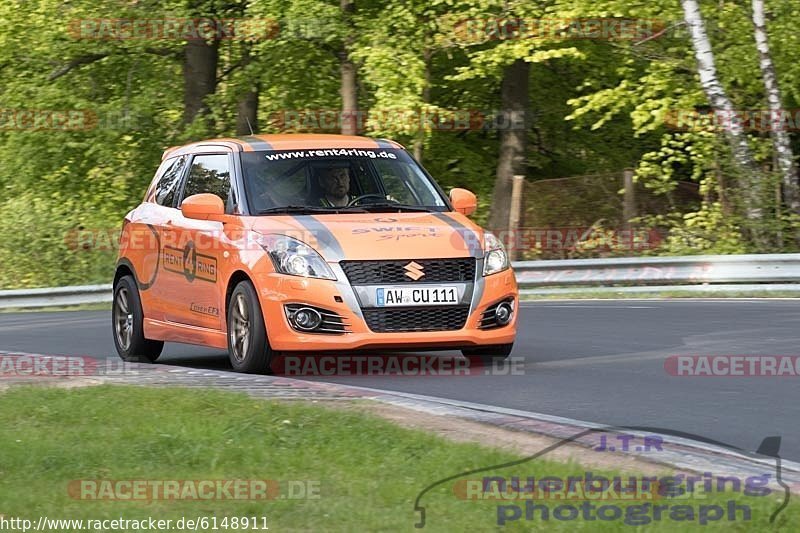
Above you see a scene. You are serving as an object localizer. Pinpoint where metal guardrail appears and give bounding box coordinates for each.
[522,283,800,296]
[1,254,800,308]
[514,253,800,294]
[0,284,113,309]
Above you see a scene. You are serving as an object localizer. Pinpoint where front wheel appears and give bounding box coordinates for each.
[112,275,164,362]
[227,280,274,374]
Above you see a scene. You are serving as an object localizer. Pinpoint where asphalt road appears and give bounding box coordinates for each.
[2,300,799,460]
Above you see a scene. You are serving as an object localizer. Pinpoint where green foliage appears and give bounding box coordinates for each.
[564,0,800,254]
[1,0,800,288]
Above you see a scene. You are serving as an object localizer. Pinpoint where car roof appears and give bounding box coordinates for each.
[161,134,405,160]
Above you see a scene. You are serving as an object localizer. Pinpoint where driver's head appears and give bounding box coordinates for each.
[319,166,350,199]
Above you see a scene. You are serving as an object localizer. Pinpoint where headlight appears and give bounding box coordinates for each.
[258,235,336,280]
[483,231,509,276]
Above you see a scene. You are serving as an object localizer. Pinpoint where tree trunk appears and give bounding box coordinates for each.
[487,59,529,234]
[183,38,219,126]
[413,47,432,163]
[236,89,259,136]
[681,0,764,227]
[235,47,259,136]
[340,0,358,135]
[752,0,800,215]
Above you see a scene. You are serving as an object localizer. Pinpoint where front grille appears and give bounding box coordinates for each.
[341,258,476,284]
[362,306,469,332]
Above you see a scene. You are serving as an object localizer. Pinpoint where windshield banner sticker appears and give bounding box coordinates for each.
[263,148,398,161]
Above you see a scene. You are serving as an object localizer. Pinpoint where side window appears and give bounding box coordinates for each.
[182,154,232,211]
[153,155,188,207]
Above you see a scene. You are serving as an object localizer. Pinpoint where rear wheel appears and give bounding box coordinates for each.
[227,280,274,374]
[112,275,164,362]
[462,343,513,366]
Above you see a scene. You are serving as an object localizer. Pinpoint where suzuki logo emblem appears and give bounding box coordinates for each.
[404,261,425,281]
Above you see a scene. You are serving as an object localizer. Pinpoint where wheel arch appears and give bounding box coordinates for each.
[114,259,137,288]
[225,270,255,322]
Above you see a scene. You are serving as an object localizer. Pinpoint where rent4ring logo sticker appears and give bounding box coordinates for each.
[162,242,217,282]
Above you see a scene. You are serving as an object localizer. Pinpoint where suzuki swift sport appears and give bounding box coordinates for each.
[112,134,518,373]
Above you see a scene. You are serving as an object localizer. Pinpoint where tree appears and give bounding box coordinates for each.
[183,37,219,125]
[447,2,583,234]
[681,0,764,230]
[340,0,359,135]
[235,45,260,135]
[752,0,800,216]
[487,59,529,234]
[347,0,459,162]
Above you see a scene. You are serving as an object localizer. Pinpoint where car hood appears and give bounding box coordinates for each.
[247,212,484,261]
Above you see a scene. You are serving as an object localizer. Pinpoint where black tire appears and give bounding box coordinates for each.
[112,275,164,362]
[227,280,274,374]
[462,343,513,366]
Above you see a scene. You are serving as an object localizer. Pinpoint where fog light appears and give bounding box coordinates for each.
[292,307,322,331]
[495,302,513,326]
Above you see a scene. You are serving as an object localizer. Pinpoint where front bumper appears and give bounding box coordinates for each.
[254,267,518,352]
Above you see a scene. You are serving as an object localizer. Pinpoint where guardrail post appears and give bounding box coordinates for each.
[623,168,636,229]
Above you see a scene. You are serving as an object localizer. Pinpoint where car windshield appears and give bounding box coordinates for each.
[240,148,449,214]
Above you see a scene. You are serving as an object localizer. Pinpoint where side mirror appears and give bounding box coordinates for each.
[181,193,225,221]
[449,188,477,216]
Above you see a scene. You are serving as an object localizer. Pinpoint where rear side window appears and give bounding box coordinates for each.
[153,155,188,207]
[182,154,232,210]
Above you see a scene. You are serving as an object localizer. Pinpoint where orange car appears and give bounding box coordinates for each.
[112,134,518,372]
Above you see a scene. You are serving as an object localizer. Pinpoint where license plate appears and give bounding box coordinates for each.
[376,286,459,307]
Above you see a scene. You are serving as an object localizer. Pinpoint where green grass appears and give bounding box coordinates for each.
[0,385,796,531]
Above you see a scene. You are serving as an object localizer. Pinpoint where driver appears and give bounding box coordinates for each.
[318,166,353,207]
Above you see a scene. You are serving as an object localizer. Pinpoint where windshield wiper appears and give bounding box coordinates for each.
[257,205,366,215]
[356,203,433,213]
